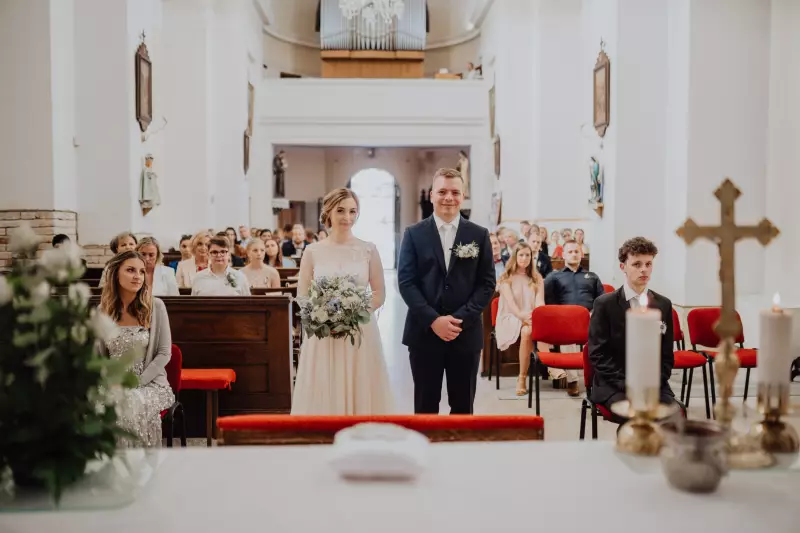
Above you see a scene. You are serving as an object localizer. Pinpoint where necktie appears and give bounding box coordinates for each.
[441,224,453,269]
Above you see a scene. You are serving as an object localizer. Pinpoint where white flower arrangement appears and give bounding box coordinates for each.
[294,275,372,346]
[453,241,480,259]
[226,271,238,288]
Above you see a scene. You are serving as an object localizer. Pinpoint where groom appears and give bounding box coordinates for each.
[398,168,496,414]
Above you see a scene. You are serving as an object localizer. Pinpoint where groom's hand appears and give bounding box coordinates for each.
[432,316,462,342]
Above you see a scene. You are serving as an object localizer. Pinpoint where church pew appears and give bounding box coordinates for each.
[89,295,294,438]
[84,286,298,298]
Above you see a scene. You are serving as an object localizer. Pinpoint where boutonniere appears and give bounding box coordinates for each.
[660,321,667,335]
[453,241,480,259]
[226,272,237,288]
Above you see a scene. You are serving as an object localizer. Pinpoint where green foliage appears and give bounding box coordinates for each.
[0,230,139,503]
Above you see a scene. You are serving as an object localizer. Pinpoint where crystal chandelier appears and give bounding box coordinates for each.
[339,0,405,25]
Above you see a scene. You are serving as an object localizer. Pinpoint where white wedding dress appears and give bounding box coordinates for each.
[291,237,395,415]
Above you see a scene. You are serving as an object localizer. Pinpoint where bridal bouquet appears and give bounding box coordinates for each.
[295,275,372,346]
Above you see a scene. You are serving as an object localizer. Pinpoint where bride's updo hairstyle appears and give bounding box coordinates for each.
[319,188,360,228]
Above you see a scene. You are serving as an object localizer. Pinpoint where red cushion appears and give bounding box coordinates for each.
[537,351,584,370]
[704,348,757,368]
[602,284,615,294]
[671,309,684,343]
[217,414,544,433]
[181,368,237,390]
[490,297,499,328]
[687,308,746,347]
[673,350,707,369]
[596,404,613,420]
[530,305,590,345]
[160,410,167,419]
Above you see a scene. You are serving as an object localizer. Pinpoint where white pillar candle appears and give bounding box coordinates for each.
[758,294,792,387]
[626,303,662,410]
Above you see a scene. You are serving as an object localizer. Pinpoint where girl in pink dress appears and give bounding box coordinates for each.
[495,242,545,396]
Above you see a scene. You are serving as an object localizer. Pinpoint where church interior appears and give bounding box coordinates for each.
[1,0,800,528]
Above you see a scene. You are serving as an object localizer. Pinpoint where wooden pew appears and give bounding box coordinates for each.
[89,295,294,437]
[87,286,298,298]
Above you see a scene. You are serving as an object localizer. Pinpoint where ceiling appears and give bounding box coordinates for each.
[258,0,493,49]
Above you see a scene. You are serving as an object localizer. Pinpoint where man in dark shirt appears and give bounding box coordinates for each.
[282,224,311,259]
[543,239,604,396]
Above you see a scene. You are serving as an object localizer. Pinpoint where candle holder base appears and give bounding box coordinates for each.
[750,419,800,455]
[726,433,776,469]
[616,417,662,456]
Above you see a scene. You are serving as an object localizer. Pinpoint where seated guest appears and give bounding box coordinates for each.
[136,237,179,296]
[216,232,245,266]
[489,232,504,280]
[539,225,549,256]
[495,243,545,396]
[280,224,293,243]
[241,240,280,289]
[520,220,532,242]
[176,231,211,288]
[265,238,295,268]
[550,231,563,258]
[317,229,328,242]
[98,231,138,287]
[527,229,552,279]
[97,251,175,447]
[191,236,250,296]
[500,229,519,264]
[52,233,71,248]
[305,228,316,243]
[588,237,678,421]
[282,223,311,259]
[544,239,604,396]
[575,228,590,256]
[259,229,273,244]
[239,225,253,247]
[169,234,193,271]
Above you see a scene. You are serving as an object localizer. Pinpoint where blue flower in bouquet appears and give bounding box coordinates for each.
[294,275,372,346]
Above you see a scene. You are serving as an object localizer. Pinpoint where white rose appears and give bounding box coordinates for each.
[68,282,91,308]
[30,281,51,306]
[0,276,12,306]
[312,308,329,323]
[9,223,40,254]
[40,244,84,276]
[90,310,120,342]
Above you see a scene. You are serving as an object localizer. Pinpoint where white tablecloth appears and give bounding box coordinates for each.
[2,441,799,532]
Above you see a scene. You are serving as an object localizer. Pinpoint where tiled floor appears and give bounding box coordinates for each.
[376,271,800,441]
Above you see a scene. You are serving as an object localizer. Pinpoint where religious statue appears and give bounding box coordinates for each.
[139,153,161,216]
[588,156,603,205]
[273,150,287,198]
[457,150,471,199]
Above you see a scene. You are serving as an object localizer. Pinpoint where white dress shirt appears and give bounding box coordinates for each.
[191,267,251,296]
[433,214,460,270]
[623,282,648,308]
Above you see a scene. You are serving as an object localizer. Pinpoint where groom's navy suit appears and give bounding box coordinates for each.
[398,215,496,414]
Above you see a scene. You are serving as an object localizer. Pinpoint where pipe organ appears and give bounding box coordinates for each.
[319,0,427,78]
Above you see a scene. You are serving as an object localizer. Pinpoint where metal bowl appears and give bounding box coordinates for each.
[660,420,728,493]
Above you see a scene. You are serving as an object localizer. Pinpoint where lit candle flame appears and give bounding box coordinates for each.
[772,292,782,312]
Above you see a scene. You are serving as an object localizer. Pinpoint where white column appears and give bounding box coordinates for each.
[0,0,76,212]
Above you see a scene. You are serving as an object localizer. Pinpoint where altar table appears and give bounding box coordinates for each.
[3,441,798,532]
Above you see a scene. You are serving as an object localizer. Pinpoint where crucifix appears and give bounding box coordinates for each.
[676,178,780,468]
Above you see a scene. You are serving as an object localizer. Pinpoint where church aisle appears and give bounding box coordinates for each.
[379,271,800,441]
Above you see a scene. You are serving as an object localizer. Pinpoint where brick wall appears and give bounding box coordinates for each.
[0,209,113,272]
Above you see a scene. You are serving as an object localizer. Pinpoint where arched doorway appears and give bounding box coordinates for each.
[349,168,399,269]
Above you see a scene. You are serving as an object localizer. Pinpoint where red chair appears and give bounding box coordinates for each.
[160,345,187,447]
[579,345,617,439]
[687,308,757,404]
[486,297,501,390]
[217,415,545,445]
[181,368,236,446]
[529,305,591,414]
[671,309,711,419]
[602,284,615,294]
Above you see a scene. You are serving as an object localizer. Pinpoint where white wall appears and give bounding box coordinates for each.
[263,33,321,78]
[0,0,57,210]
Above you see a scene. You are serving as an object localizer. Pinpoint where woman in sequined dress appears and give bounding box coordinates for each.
[98,251,175,447]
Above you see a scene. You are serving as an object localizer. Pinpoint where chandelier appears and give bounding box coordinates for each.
[339,0,405,25]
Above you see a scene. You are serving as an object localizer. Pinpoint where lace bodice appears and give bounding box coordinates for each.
[106,326,149,376]
[297,238,385,310]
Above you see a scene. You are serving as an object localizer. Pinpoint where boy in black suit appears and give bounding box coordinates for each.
[588,237,678,421]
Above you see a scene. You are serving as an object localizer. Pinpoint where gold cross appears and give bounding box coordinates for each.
[676,178,779,340]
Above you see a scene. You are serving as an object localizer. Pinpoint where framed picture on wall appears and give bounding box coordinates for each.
[243,130,250,174]
[593,46,610,138]
[135,42,152,133]
[489,83,496,138]
[493,135,501,177]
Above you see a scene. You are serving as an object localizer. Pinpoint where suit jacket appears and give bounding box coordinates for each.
[398,216,496,351]
[588,287,675,405]
[98,298,172,389]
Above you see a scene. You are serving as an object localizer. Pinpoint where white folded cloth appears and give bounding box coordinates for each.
[329,423,430,481]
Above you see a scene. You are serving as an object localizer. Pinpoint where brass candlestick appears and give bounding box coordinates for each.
[751,382,800,454]
[614,387,678,456]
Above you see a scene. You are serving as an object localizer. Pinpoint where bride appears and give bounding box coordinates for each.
[291,188,395,414]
